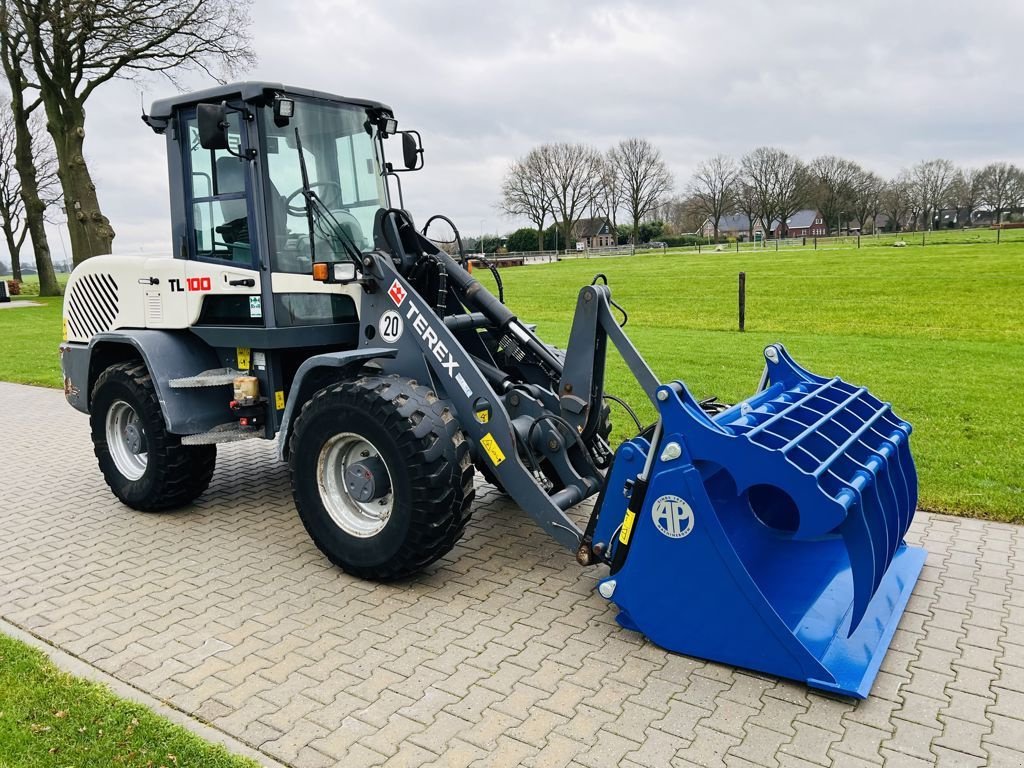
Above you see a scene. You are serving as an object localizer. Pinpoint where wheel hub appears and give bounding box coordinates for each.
[124,421,147,454]
[344,456,391,503]
[105,399,148,481]
[317,433,394,538]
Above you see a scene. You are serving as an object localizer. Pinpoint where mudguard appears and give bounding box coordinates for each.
[60,329,230,435]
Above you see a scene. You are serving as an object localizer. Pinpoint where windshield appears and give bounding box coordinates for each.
[262,98,388,273]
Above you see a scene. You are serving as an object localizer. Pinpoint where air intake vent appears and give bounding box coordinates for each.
[145,290,163,324]
[66,273,119,339]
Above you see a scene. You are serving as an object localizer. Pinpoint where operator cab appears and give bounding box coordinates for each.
[145,81,423,332]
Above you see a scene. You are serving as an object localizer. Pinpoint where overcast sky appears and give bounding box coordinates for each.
[30,0,1024,263]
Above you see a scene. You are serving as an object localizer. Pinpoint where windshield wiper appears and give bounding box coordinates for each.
[294,128,319,264]
[293,127,362,266]
[308,194,363,264]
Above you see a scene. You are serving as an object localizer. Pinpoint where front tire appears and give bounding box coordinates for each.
[289,374,475,580]
[90,362,216,511]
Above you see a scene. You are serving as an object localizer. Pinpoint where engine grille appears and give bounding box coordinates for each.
[66,273,119,339]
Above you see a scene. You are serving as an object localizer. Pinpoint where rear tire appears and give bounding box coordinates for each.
[90,362,216,511]
[289,374,475,580]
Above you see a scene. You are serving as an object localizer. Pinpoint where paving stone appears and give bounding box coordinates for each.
[682,724,742,768]
[726,722,788,767]
[2,382,1023,768]
[781,722,842,766]
[525,733,587,768]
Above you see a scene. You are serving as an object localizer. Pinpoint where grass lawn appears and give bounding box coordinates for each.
[477,242,1024,522]
[0,296,64,387]
[2,243,1021,521]
[0,632,258,768]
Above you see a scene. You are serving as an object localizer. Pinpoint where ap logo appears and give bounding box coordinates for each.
[651,495,695,539]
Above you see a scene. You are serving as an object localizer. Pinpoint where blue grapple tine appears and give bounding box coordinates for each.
[592,344,926,698]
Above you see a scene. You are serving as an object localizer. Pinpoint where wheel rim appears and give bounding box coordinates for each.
[106,399,148,481]
[317,432,394,538]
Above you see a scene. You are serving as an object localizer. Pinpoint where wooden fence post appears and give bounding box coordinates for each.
[738,272,746,332]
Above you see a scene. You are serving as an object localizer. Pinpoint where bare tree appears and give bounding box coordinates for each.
[741,147,811,238]
[810,155,861,234]
[1007,167,1024,218]
[978,162,1021,225]
[4,0,255,264]
[542,142,604,251]
[735,180,758,240]
[849,169,884,234]
[593,152,624,233]
[910,159,956,230]
[879,173,914,233]
[608,138,673,244]
[687,154,738,241]
[0,18,60,293]
[0,97,59,281]
[949,167,983,226]
[500,148,551,252]
[651,195,694,235]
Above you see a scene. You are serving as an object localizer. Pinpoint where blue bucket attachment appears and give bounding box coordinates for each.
[593,344,925,698]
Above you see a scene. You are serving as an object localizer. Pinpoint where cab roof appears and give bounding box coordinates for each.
[146,81,393,129]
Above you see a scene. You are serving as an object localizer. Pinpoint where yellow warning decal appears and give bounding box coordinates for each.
[275,390,285,410]
[236,347,251,370]
[62,318,68,341]
[619,510,636,545]
[475,409,490,424]
[480,432,505,466]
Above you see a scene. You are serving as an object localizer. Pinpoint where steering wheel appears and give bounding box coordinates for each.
[286,181,344,215]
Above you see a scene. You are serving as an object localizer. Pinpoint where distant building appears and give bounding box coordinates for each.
[700,209,828,239]
[771,210,827,238]
[848,214,890,234]
[574,217,615,248]
[700,213,753,240]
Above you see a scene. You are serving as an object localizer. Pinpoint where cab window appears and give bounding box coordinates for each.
[262,98,388,274]
[184,112,255,266]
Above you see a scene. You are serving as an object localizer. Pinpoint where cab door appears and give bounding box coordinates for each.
[180,108,264,326]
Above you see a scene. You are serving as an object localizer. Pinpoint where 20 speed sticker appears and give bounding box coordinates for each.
[379,310,404,343]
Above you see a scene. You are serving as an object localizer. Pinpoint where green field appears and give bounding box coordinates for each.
[477,242,1024,522]
[0,633,257,768]
[0,296,64,387]
[2,242,1022,521]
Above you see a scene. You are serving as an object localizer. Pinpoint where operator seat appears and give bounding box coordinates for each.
[214,157,250,261]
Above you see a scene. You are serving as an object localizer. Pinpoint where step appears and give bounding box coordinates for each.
[168,368,244,389]
[181,422,263,445]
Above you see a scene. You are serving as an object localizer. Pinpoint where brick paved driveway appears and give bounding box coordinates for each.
[1,381,1022,767]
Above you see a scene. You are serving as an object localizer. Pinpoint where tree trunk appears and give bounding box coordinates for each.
[10,93,59,295]
[9,239,22,281]
[43,97,114,264]
[3,227,21,280]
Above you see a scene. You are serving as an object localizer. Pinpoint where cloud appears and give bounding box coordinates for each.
[30,0,1024,257]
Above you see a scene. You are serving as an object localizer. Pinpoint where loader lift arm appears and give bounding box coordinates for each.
[363,211,654,554]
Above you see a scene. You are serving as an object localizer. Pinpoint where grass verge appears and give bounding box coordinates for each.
[0,632,258,768]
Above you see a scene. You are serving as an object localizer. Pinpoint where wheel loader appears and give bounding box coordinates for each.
[59,81,925,698]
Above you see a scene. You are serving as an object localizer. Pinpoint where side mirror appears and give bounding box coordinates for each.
[401,131,423,171]
[197,102,229,150]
